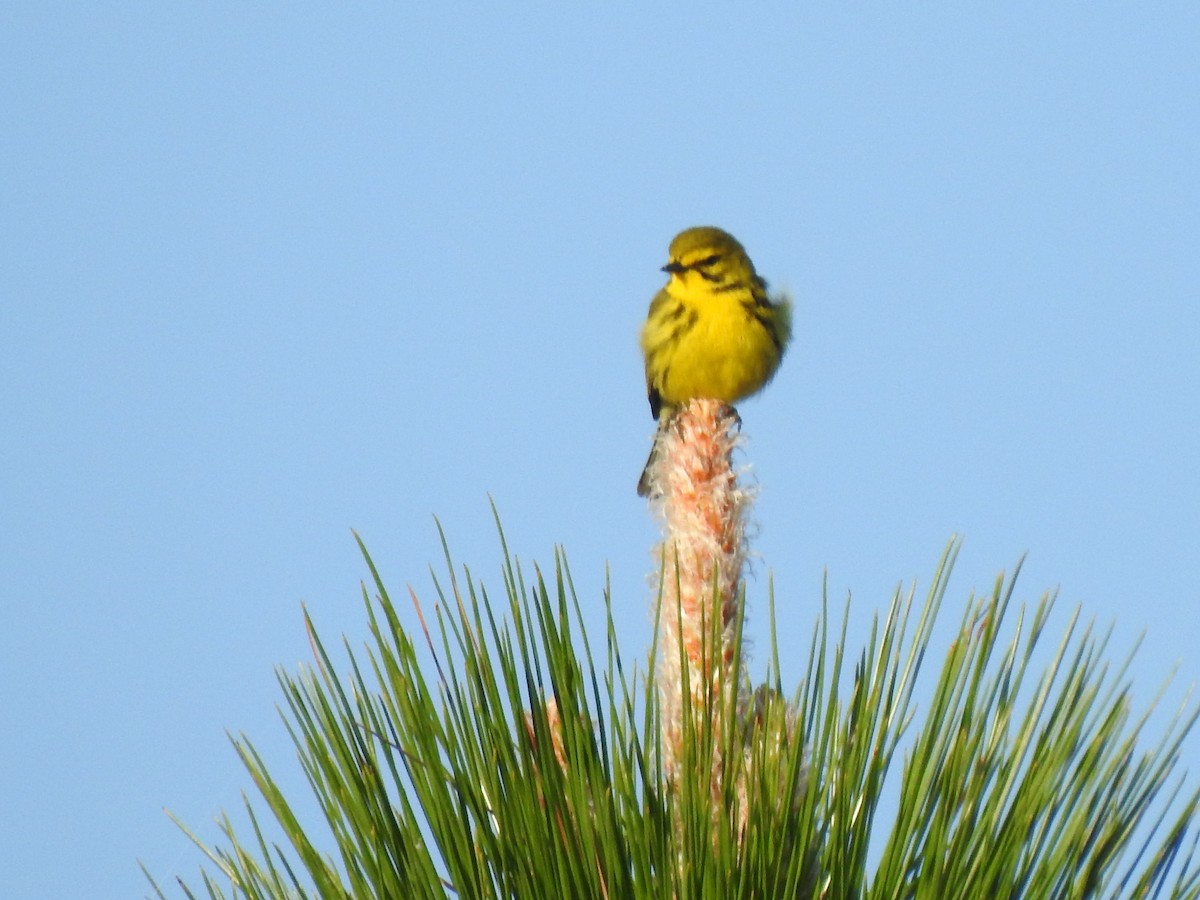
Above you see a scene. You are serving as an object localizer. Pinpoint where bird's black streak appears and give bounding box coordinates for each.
[743,301,784,353]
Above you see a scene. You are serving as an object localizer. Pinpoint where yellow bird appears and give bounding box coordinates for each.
[637,226,791,496]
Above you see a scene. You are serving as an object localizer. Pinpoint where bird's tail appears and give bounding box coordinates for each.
[636,432,659,497]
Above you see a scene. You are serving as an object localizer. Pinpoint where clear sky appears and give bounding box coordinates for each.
[2,5,1198,896]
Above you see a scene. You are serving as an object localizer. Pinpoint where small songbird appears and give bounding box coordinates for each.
[637,227,791,496]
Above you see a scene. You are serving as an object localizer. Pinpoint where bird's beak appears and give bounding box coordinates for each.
[662,261,685,274]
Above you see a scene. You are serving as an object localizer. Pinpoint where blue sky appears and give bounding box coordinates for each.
[2,5,1198,896]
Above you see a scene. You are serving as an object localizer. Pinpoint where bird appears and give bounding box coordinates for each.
[637,226,791,496]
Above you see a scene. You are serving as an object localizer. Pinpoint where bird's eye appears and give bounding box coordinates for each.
[694,254,722,268]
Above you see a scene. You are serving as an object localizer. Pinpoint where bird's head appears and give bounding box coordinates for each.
[662,226,759,293]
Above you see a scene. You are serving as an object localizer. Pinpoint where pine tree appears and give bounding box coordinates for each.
[149,401,1200,899]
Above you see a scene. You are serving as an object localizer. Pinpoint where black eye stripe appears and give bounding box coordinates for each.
[693,254,722,268]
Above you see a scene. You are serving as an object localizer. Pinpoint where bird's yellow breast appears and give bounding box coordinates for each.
[644,291,781,407]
